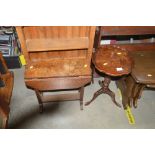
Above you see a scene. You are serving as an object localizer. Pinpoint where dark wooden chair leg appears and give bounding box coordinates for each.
[35,90,44,113]
[79,86,84,110]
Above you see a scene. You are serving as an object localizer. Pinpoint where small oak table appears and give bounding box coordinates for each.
[85,46,132,108]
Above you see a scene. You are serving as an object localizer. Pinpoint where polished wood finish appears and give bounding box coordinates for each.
[130,51,155,84]
[16,26,96,112]
[25,59,91,79]
[119,51,155,108]
[92,46,132,76]
[85,46,132,107]
[117,75,147,108]
[102,44,155,52]
[25,76,91,91]
[99,26,155,109]
[0,52,14,128]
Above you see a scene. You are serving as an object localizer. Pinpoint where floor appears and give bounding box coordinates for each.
[8,67,155,129]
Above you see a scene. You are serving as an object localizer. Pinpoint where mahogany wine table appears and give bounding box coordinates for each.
[85,46,132,108]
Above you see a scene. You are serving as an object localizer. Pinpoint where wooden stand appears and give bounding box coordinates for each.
[85,76,121,107]
[35,86,84,113]
[16,26,96,112]
[85,46,132,108]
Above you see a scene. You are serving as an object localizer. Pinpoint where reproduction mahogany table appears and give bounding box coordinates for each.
[119,51,155,108]
[85,46,132,108]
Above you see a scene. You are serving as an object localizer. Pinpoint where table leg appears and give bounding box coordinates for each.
[133,84,145,108]
[137,84,145,99]
[105,87,121,107]
[35,90,44,113]
[116,77,132,109]
[85,88,104,106]
[79,86,84,110]
[85,76,121,107]
[131,84,139,107]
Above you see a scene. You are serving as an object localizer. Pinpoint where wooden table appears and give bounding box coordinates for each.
[117,51,155,108]
[85,46,132,108]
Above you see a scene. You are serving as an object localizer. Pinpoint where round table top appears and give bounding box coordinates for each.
[93,46,133,76]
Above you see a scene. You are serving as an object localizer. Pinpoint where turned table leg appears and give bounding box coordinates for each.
[101,77,121,107]
[79,86,84,110]
[85,87,104,106]
[35,90,44,113]
[85,76,121,107]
